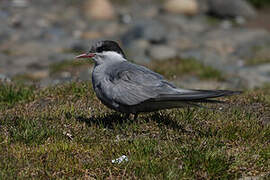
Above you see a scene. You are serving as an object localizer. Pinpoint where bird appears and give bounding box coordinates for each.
[76,40,241,118]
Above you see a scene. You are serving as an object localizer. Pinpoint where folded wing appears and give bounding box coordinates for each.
[105,62,240,106]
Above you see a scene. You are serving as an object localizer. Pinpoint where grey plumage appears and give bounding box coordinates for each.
[76,40,241,115]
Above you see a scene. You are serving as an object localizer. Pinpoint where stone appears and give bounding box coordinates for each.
[237,64,270,88]
[0,74,11,82]
[32,70,49,79]
[239,175,264,180]
[202,29,270,58]
[208,0,256,19]
[84,0,116,20]
[69,41,87,53]
[102,22,119,36]
[12,0,28,8]
[119,13,132,24]
[147,45,177,61]
[80,31,103,39]
[125,39,151,64]
[168,37,197,50]
[163,0,199,15]
[159,14,209,33]
[121,20,167,46]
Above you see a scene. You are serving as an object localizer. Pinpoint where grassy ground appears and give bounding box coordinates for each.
[247,0,270,8]
[0,81,269,179]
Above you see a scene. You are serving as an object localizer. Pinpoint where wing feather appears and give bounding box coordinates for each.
[103,62,241,106]
[106,62,177,105]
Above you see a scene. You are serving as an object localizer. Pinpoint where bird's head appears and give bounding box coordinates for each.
[76,40,126,65]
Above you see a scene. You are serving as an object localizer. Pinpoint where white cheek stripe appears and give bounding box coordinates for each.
[102,51,124,59]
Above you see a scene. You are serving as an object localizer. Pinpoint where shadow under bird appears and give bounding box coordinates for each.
[76,40,241,118]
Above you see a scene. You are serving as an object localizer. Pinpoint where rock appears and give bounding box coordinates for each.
[0,74,11,82]
[69,41,88,53]
[121,20,167,45]
[168,36,197,50]
[208,0,256,19]
[125,39,151,64]
[102,22,119,36]
[202,29,270,58]
[119,13,132,24]
[10,15,23,28]
[147,45,177,60]
[237,64,270,88]
[141,7,159,18]
[84,0,116,20]
[32,70,49,79]
[239,175,264,180]
[143,21,167,44]
[12,0,28,8]
[163,0,199,15]
[80,31,103,39]
[121,25,144,46]
[159,14,209,33]
[196,0,209,14]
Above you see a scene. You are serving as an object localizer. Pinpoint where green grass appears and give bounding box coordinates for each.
[12,73,42,84]
[0,81,269,179]
[0,82,35,110]
[245,45,270,66]
[49,60,92,75]
[247,0,270,8]
[246,58,270,66]
[149,58,225,81]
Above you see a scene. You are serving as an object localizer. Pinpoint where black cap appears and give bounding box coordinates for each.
[89,40,126,58]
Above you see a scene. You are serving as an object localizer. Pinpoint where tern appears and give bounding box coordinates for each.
[76,40,240,118]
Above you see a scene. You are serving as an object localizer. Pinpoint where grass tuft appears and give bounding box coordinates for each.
[0,83,35,109]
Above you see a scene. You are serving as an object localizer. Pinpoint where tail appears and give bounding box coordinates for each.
[149,89,242,104]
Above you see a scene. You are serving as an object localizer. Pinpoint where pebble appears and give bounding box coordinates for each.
[208,0,256,19]
[84,0,116,20]
[112,155,128,164]
[12,0,28,7]
[0,74,11,82]
[147,45,178,60]
[163,0,199,15]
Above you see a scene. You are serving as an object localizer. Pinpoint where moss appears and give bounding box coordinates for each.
[49,60,92,75]
[12,74,40,83]
[1,49,14,56]
[246,45,270,65]
[246,58,270,65]
[149,58,225,81]
[247,0,270,8]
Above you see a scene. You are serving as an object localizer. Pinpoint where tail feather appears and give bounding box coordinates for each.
[149,89,241,102]
[138,89,241,112]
